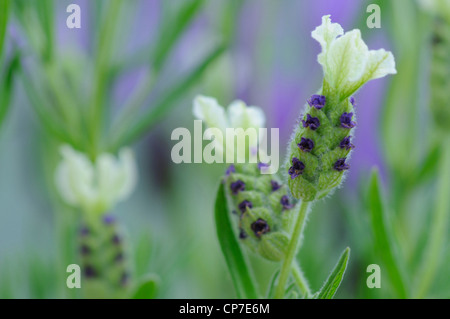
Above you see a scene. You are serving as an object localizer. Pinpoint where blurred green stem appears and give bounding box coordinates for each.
[274,200,310,299]
[415,135,450,298]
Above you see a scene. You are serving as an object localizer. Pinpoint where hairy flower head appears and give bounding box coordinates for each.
[287,16,396,201]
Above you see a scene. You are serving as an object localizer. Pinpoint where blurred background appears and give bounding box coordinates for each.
[0,0,448,298]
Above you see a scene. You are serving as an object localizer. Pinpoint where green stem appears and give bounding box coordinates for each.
[274,200,310,299]
[291,262,312,298]
[415,135,450,298]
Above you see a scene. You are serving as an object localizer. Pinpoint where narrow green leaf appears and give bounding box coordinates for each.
[131,274,159,299]
[368,169,408,298]
[415,137,450,298]
[0,0,9,58]
[18,68,79,147]
[316,247,350,299]
[109,45,225,151]
[214,182,259,299]
[413,142,441,185]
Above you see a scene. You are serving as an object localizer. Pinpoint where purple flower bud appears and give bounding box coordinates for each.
[112,234,121,245]
[115,253,124,262]
[340,112,356,129]
[103,214,116,225]
[288,157,305,179]
[225,165,235,175]
[251,218,270,238]
[302,114,321,130]
[307,94,326,109]
[339,136,355,150]
[80,244,90,256]
[230,180,245,195]
[120,272,129,286]
[280,195,294,209]
[238,200,253,213]
[334,158,350,171]
[79,226,89,237]
[298,137,315,152]
[84,265,97,278]
[271,180,281,192]
[239,229,247,239]
[350,96,356,106]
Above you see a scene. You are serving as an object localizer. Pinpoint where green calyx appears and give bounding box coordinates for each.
[79,215,130,298]
[224,163,296,261]
[287,93,356,201]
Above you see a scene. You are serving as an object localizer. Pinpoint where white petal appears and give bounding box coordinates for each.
[116,148,138,201]
[311,15,344,67]
[326,29,369,88]
[193,95,228,132]
[55,162,77,205]
[365,49,397,81]
[96,152,119,210]
[228,100,265,129]
[95,148,137,211]
[59,145,95,207]
[54,145,137,214]
[227,100,248,128]
[245,106,266,129]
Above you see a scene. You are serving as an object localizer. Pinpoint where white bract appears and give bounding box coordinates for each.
[193,95,266,162]
[312,15,397,99]
[55,145,137,214]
